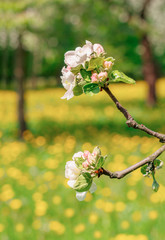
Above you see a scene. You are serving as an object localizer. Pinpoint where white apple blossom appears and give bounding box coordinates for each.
[72,151,84,160]
[64,40,93,68]
[65,161,80,180]
[65,159,97,201]
[61,69,75,100]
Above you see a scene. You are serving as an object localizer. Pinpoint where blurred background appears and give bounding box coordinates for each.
[0,0,165,239]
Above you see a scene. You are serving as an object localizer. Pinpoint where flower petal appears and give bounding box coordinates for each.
[89,182,97,193]
[67,180,76,188]
[65,161,80,179]
[83,40,93,57]
[76,191,87,201]
[64,51,79,68]
[61,88,74,100]
[72,151,84,160]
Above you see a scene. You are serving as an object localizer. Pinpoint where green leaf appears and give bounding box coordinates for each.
[110,70,136,84]
[83,83,100,95]
[152,179,159,192]
[96,156,105,169]
[80,69,92,82]
[141,165,148,175]
[74,157,84,169]
[73,173,92,192]
[71,64,82,74]
[87,57,104,71]
[154,159,163,169]
[105,57,115,63]
[73,85,83,96]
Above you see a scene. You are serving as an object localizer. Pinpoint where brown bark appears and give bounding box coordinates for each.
[140,0,158,106]
[141,35,157,106]
[15,34,27,138]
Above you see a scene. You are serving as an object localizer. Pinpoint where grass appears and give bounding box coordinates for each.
[0,79,165,240]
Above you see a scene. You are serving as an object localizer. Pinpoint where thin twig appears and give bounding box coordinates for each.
[103,86,165,143]
[101,145,165,179]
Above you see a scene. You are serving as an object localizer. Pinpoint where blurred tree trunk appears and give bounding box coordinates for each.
[140,0,158,106]
[141,35,157,106]
[15,34,27,138]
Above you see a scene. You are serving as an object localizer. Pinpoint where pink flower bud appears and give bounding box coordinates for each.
[91,73,98,83]
[98,72,108,81]
[66,66,72,71]
[87,154,95,164]
[82,161,89,169]
[83,150,90,159]
[93,44,104,56]
[103,61,113,70]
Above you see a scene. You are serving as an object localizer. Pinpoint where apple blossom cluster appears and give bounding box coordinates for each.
[65,147,107,201]
[61,40,135,100]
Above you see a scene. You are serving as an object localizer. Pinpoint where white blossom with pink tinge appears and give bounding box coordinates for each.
[93,43,105,56]
[61,68,75,100]
[64,40,93,68]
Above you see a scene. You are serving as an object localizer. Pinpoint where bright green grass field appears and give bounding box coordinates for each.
[0,80,165,240]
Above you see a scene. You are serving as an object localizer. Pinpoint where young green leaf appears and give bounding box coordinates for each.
[96,156,105,169]
[73,173,92,192]
[87,57,104,71]
[74,157,84,169]
[80,69,92,82]
[83,83,100,95]
[141,165,148,176]
[104,57,115,63]
[71,64,82,74]
[110,70,136,84]
[73,85,83,96]
[154,159,163,169]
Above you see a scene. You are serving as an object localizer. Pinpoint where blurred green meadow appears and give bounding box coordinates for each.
[0,80,165,240]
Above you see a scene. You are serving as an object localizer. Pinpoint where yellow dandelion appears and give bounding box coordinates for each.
[43,171,54,181]
[25,157,37,167]
[44,159,59,169]
[94,231,102,239]
[64,208,75,218]
[32,192,43,202]
[138,235,148,240]
[9,199,22,210]
[74,224,85,234]
[49,221,65,235]
[89,213,98,224]
[95,199,104,209]
[132,211,142,222]
[0,224,5,232]
[1,185,15,202]
[35,201,48,216]
[52,196,61,205]
[35,136,46,147]
[84,192,93,202]
[32,220,41,230]
[103,201,114,213]
[127,190,137,200]
[15,223,24,232]
[115,202,126,212]
[148,210,158,220]
[101,187,111,197]
[121,220,130,230]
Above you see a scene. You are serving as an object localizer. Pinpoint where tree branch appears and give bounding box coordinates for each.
[101,144,165,179]
[103,86,165,143]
